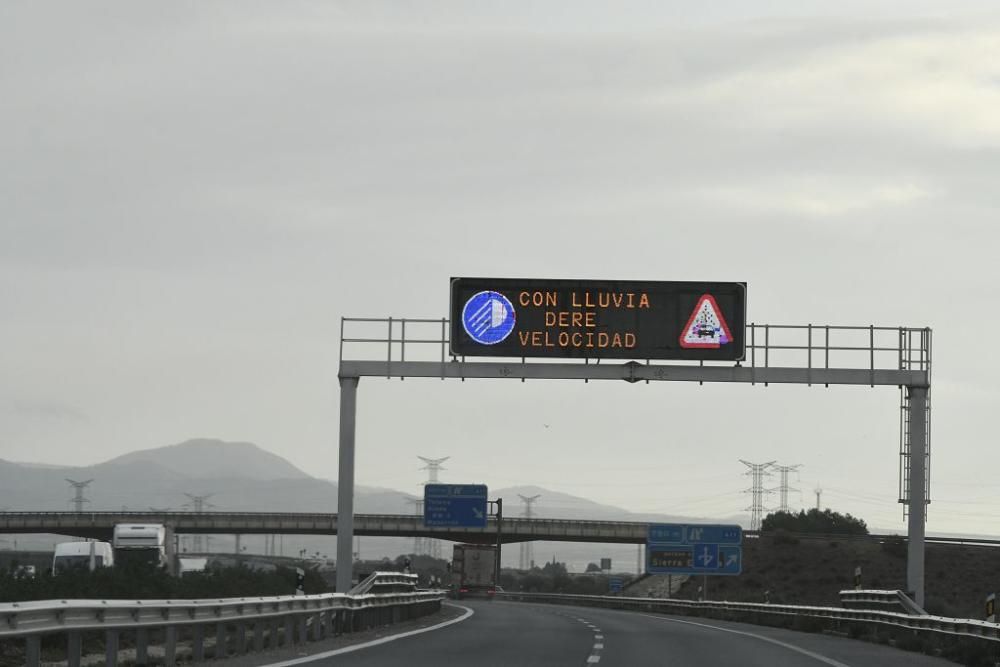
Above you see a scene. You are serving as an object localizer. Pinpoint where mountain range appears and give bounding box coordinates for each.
[0,438,744,570]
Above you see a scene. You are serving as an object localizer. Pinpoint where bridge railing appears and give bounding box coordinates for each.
[0,572,443,667]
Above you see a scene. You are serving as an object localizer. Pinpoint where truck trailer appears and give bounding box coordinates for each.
[113,524,167,568]
[451,543,497,599]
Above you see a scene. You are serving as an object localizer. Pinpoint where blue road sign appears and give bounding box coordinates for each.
[423,484,488,528]
[647,523,741,545]
[609,577,623,593]
[461,291,516,345]
[646,544,742,575]
[646,522,743,576]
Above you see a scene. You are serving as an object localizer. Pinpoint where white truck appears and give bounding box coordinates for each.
[52,541,114,574]
[113,524,168,568]
[451,543,497,599]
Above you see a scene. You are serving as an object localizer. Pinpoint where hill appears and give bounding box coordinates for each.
[0,439,742,569]
[103,438,310,480]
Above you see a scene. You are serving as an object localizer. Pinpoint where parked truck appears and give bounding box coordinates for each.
[113,524,167,568]
[450,543,497,599]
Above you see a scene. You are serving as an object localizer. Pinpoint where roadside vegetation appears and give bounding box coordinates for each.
[761,508,868,535]
[0,561,328,603]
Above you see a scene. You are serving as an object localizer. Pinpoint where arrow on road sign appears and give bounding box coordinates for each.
[697,546,715,568]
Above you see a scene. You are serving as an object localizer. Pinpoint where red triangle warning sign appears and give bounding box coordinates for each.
[680,294,734,349]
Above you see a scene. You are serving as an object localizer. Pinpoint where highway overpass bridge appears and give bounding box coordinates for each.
[0,511,648,544]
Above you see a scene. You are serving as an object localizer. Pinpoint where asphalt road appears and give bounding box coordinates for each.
[265,600,957,667]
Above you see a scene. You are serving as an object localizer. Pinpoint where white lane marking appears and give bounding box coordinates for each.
[633,613,852,667]
[594,634,604,640]
[260,603,475,666]
[587,656,601,663]
[594,643,604,649]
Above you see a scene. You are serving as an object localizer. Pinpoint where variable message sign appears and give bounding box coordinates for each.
[450,278,747,361]
[423,484,488,528]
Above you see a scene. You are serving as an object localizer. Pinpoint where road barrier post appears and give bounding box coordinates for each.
[164,626,177,665]
[67,630,82,667]
[26,636,40,667]
[105,629,119,666]
[135,627,149,664]
[215,622,227,658]
[191,623,204,662]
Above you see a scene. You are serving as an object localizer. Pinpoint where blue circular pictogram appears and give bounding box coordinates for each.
[462,291,516,345]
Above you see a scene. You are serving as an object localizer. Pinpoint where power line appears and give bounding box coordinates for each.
[417,456,449,484]
[406,497,426,557]
[771,464,802,513]
[417,456,450,559]
[65,479,93,513]
[740,460,775,531]
[518,494,541,570]
[183,493,215,553]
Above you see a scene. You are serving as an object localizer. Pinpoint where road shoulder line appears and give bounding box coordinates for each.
[261,603,475,667]
[633,613,852,667]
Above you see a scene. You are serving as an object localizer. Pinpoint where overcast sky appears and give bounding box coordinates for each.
[2,2,999,534]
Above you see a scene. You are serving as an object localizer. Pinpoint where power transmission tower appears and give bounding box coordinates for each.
[407,497,426,556]
[418,456,449,483]
[518,494,541,569]
[65,479,93,513]
[417,457,449,559]
[772,464,802,513]
[183,493,215,553]
[740,460,775,531]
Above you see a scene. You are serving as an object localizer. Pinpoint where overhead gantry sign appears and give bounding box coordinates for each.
[337,278,931,607]
[450,278,747,361]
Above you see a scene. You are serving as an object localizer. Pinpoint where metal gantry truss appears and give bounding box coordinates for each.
[336,317,932,605]
[898,328,932,518]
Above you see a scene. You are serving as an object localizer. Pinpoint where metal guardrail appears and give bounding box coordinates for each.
[350,571,421,595]
[840,589,926,616]
[0,572,443,666]
[497,591,1000,642]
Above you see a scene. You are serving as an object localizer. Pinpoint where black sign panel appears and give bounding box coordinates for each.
[449,278,746,361]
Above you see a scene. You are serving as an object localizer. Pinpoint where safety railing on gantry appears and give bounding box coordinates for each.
[340,318,930,378]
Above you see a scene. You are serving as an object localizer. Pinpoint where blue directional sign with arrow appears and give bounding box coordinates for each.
[423,484,488,528]
[646,523,742,575]
[647,523,741,545]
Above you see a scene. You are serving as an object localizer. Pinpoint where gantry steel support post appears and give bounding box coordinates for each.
[336,376,359,593]
[907,385,928,608]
